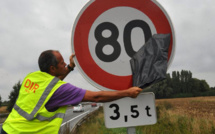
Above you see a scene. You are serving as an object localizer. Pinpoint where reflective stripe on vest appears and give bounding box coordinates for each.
[14,77,63,121]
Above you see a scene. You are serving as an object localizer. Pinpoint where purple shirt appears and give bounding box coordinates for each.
[45,83,86,111]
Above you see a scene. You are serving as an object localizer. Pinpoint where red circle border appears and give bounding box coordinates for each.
[73,0,174,90]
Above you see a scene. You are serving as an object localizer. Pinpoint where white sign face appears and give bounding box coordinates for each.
[103,93,157,128]
[89,7,157,76]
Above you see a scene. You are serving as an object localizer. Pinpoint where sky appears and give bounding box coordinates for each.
[0,0,215,101]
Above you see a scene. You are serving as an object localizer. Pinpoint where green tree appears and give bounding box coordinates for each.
[190,78,201,94]
[153,80,173,98]
[166,73,171,87]
[141,70,212,98]
[199,80,210,92]
[187,71,193,93]
[7,81,22,112]
[172,71,180,93]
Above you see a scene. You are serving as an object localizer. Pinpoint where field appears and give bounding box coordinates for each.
[75,96,215,134]
[157,96,215,119]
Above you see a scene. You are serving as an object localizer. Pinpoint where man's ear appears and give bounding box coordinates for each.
[49,66,56,73]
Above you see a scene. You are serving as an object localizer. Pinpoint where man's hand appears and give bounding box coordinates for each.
[58,53,76,80]
[69,53,76,68]
[126,87,142,98]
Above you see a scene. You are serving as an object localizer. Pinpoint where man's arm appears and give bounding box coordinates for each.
[82,87,142,102]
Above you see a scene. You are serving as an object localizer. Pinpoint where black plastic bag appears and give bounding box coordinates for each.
[130,34,171,89]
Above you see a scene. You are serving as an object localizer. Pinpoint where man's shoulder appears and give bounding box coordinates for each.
[27,71,50,77]
[58,83,74,90]
[58,83,85,92]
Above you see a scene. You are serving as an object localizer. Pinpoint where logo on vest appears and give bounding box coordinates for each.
[24,79,39,93]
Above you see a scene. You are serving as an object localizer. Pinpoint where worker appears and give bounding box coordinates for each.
[1,50,142,134]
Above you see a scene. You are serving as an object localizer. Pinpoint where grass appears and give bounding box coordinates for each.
[75,107,129,134]
[75,97,215,134]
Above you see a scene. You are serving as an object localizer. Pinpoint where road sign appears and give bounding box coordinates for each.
[72,0,175,91]
[103,93,157,128]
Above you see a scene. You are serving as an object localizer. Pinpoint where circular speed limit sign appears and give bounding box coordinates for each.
[72,0,175,91]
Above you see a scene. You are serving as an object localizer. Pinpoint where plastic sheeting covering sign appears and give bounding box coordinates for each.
[130,34,171,89]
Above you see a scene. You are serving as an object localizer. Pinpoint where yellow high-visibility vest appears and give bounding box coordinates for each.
[3,71,67,134]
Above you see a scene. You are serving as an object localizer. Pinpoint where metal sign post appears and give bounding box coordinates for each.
[127,127,136,134]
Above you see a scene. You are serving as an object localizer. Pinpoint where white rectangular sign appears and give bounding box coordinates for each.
[103,92,157,128]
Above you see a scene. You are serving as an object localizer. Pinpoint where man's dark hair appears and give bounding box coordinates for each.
[38,50,59,73]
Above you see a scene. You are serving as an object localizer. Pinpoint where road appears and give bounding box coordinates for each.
[59,104,98,134]
[0,104,99,133]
